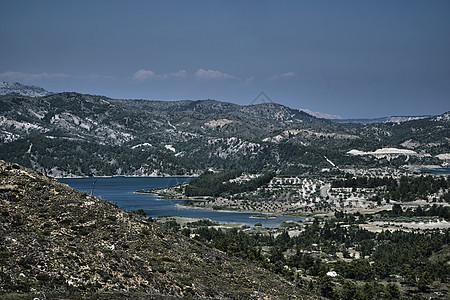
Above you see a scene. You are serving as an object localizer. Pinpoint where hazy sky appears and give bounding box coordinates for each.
[1,0,449,118]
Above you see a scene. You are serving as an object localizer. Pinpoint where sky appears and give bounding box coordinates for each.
[1,0,449,119]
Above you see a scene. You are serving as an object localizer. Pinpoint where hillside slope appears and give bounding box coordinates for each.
[0,160,316,299]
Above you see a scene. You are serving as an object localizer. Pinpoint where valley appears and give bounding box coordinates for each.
[1,88,449,299]
[2,0,449,298]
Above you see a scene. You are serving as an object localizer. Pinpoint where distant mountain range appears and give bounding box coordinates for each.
[299,108,343,120]
[332,115,431,124]
[0,81,53,97]
[0,87,448,176]
[0,81,437,123]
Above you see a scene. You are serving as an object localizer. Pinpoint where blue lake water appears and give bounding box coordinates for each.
[420,168,450,175]
[59,177,304,227]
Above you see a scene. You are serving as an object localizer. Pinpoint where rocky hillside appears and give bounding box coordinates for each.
[0,160,317,299]
[0,92,448,176]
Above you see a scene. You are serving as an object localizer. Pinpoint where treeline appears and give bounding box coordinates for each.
[379,203,450,220]
[185,170,275,197]
[332,174,450,202]
[0,136,197,176]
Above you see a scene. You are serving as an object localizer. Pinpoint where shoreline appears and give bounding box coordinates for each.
[149,191,310,219]
[173,203,308,220]
[59,177,322,220]
[125,188,309,220]
[135,190,309,219]
[56,175,196,179]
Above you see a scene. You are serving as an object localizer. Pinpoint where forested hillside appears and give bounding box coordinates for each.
[0,93,448,176]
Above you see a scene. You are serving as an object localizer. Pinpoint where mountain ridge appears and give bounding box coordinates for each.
[1,81,441,121]
[0,91,448,177]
